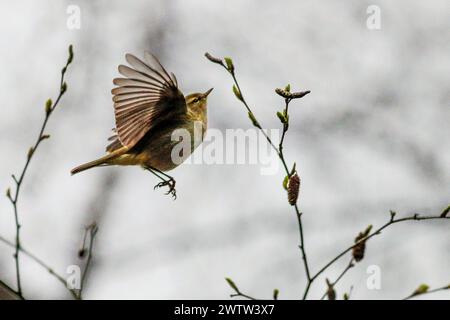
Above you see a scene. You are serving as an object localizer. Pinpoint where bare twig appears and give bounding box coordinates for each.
[403,284,450,300]
[310,212,450,286]
[4,45,73,297]
[76,223,99,300]
[320,258,354,300]
[229,292,258,300]
[225,277,258,300]
[0,279,22,300]
[0,235,77,299]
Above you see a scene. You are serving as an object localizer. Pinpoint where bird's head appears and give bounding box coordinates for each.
[186,88,213,111]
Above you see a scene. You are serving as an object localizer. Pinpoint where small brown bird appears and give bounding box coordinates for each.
[71,52,213,198]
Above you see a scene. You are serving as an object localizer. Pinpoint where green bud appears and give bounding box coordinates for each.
[232,85,242,101]
[440,205,450,218]
[67,44,74,64]
[413,284,429,296]
[40,134,50,141]
[224,57,234,73]
[390,210,396,220]
[363,225,373,237]
[277,111,288,124]
[285,84,291,92]
[282,175,289,190]
[343,293,349,300]
[61,82,67,94]
[273,289,279,300]
[225,277,239,293]
[290,163,297,176]
[248,112,259,127]
[45,99,52,114]
[27,147,34,159]
[6,187,11,199]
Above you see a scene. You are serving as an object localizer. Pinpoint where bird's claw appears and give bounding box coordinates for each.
[154,178,177,200]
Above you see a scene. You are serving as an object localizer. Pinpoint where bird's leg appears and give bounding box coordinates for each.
[144,166,177,199]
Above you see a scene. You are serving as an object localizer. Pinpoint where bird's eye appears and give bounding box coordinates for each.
[192,98,200,103]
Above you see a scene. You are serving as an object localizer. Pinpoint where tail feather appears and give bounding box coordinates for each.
[71,147,128,175]
[71,157,110,175]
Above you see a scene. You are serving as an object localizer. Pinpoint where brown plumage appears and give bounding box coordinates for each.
[71,52,212,197]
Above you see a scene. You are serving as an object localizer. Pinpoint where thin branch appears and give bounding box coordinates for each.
[403,285,450,300]
[230,292,258,300]
[225,277,258,300]
[205,53,313,299]
[76,223,99,300]
[0,279,22,300]
[320,258,354,300]
[296,207,312,299]
[4,45,73,297]
[0,235,77,299]
[310,213,450,284]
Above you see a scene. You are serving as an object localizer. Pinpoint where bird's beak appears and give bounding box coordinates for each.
[203,88,214,98]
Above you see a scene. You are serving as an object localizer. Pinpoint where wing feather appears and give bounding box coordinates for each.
[112,53,186,148]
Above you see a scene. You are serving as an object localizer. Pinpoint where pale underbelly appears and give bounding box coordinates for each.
[112,123,205,172]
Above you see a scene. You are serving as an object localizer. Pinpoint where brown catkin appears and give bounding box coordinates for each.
[288,173,300,205]
[326,279,336,300]
[205,52,223,64]
[352,233,366,262]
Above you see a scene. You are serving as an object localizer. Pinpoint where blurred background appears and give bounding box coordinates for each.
[0,0,449,299]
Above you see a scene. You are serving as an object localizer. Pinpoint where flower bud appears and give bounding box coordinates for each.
[78,248,86,258]
[232,85,242,101]
[67,44,74,65]
[224,57,234,73]
[326,279,336,300]
[277,111,288,124]
[204,52,223,65]
[282,175,289,191]
[225,277,239,293]
[352,225,372,262]
[411,284,429,297]
[275,88,311,99]
[27,147,34,160]
[275,88,290,98]
[248,112,259,127]
[45,99,52,115]
[390,210,396,221]
[61,82,67,94]
[291,90,310,99]
[273,289,279,300]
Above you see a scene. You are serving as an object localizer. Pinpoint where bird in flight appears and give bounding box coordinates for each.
[71,52,213,199]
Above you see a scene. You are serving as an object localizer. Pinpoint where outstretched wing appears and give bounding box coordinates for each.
[111,52,186,148]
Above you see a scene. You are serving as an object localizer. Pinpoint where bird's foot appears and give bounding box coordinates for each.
[154,178,177,200]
